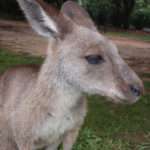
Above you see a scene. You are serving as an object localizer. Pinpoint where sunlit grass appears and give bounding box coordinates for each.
[105,31,150,42]
[0,49,43,72]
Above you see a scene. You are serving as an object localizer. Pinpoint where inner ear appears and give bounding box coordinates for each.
[36,0,73,37]
[61,1,97,31]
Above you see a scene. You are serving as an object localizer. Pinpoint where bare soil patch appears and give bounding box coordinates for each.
[0,20,47,56]
[0,20,150,76]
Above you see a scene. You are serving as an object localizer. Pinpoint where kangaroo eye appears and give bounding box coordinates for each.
[85,55,104,65]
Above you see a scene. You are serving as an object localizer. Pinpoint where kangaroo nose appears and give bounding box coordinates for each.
[129,85,141,97]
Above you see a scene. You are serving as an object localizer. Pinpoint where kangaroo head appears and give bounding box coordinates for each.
[17,0,144,104]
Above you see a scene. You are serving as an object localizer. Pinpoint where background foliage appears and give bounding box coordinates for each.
[131,0,150,29]
[0,0,150,29]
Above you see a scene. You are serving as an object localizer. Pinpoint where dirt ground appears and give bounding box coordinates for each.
[0,19,150,76]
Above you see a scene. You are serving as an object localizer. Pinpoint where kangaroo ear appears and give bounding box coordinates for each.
[17,0,61,38]
[61,1,97,31]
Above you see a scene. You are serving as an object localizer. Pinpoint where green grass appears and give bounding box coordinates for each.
[0,49,150,150]
[105,31,150,42]
[141,73,150,78]
[0,49,43,72]
[80,94,150,150]
[144,81,150,90]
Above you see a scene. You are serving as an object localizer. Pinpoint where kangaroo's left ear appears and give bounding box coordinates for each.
[16,0,72,38]
[61,0,97,31]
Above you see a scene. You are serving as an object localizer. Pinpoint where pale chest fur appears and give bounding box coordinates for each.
[34,98,87,147]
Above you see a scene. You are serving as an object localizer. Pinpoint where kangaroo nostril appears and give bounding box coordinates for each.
[130,85,141,97]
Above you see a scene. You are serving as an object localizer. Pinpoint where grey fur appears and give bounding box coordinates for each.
[0,0,143,150]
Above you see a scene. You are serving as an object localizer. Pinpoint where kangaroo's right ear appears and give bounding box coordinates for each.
[61,1,97,31]
[16,0,66,38]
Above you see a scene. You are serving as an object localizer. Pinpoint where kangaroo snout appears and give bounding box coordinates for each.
[118,82,144,104]
[129,84,143,97]
[117,63,144,104]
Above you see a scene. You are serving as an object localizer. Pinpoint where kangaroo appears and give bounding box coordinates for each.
[0,0,144,150]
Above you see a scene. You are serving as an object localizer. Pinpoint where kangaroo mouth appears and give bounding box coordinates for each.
[105,87,142,105]
[106,94,140,105]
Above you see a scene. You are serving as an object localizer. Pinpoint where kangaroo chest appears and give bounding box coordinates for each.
[34,98,87,148]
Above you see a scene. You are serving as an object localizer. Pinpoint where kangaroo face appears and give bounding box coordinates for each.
[17,0,144,104]
[59,26,143,104]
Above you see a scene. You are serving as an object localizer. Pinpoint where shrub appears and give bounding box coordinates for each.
[131,7,150,29]
[82,0,112,25]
